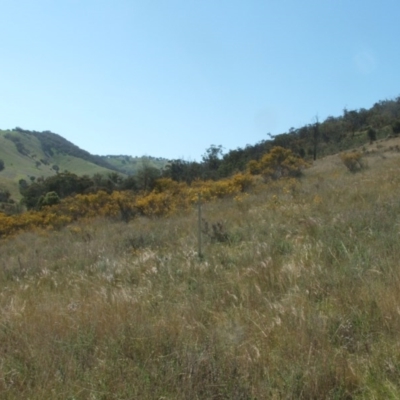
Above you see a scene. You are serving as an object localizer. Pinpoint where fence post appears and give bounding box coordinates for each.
[198,193,203,259]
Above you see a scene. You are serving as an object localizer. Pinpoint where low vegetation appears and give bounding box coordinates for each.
[0,147,304,238]
[0,172,255,238]
[1,140,400,398]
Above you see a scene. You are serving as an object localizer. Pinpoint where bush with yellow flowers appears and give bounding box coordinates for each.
[248,146,308,180]
[0,171,257,238]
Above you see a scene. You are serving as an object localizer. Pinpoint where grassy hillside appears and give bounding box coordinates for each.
[1,138,400,398]
[0,129,171,202]
[0,130,122,200]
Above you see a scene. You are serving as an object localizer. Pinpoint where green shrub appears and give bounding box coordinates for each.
[392,120,400,135]
[367,127,377,143]
[38,191,60,208]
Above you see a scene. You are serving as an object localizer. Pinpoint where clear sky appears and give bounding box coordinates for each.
[1,1,399,161]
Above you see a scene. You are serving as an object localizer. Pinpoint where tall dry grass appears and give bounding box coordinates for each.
[1,146,400,398]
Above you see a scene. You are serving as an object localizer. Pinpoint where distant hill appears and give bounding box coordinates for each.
[28,129,121,171]
[0,128,168,200]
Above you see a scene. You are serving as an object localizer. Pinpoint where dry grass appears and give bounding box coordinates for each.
[2,145,400,398]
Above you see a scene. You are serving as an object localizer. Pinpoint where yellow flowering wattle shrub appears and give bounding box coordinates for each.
[0,172,257,238]
[0,144,312,239]
[248,146,308,180]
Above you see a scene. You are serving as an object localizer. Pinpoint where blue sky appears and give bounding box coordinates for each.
[1,1,399,161]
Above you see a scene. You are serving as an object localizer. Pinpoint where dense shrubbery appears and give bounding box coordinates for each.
[19,147,291,211]
[393,119,400,135]
[20,172,94,209]
[0,146,312,238]
[1,171,259,238]
[20,168,166,210]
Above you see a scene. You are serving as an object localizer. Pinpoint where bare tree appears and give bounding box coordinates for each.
[313,116,320,161]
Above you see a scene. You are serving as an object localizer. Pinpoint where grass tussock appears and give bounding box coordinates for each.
[2,146,400,398]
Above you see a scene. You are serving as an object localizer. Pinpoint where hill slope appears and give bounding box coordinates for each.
[1,139,400,397]
[0,129,121,199]
[0,129,167,201]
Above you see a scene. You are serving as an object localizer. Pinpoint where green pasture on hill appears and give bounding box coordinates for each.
[0,130,126,201]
